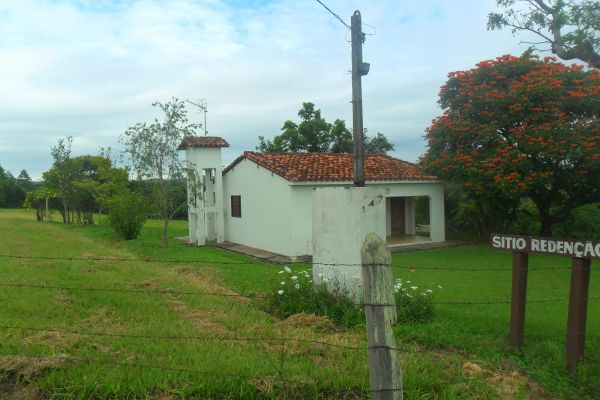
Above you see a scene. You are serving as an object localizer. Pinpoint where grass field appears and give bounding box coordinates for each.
[0,208,598,399]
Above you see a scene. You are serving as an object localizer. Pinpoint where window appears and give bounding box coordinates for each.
[231,195,241,218]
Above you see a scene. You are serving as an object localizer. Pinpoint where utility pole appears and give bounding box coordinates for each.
[351,10,369,187]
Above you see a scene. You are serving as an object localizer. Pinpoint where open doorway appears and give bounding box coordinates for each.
[386,196,431,246]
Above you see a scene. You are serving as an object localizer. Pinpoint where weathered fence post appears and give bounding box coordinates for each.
[566,257,591,373]
[361,232,403,400]
[509,251,529,347]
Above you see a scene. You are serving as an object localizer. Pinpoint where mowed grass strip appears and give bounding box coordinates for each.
[0,210,368,399]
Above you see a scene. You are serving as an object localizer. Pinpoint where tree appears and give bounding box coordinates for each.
[0,165,27,208]
[422,54,600,236]
[121,98,201,248]
[257,102,395,154]
[17,170,33,192]
[364,131,395,154]
[488,0,600,68]
[42,137,129,225]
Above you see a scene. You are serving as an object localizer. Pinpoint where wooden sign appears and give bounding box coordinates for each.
[490,234,600,260]
[490,233,594,373]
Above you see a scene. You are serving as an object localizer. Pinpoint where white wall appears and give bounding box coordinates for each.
[222,158,294,256]
[312,186,388,298]
[219,163,445,257]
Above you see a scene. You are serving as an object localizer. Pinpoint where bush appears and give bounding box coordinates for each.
[264,267,364,328]
[264,267,439,327]
[107,192,150,240]
[393,278,438,323]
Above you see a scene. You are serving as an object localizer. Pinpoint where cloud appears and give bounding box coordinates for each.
[0,0,530,179]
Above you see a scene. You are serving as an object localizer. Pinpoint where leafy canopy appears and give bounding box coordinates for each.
[121,98,201,248]
[488,0,600,68]
[43,138,128,225]
[422,54,600,235]
[257,102,394,154]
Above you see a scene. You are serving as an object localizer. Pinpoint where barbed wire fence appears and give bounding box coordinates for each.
[0,252,598,398]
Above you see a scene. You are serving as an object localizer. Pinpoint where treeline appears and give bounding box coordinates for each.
[0,167,34,208]
[21,137,187,225]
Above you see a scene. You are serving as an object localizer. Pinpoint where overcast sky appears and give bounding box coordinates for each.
[0,0,534,180]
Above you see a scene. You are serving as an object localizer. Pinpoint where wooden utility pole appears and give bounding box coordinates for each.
[361,233,403,400]
[351,10,369,187]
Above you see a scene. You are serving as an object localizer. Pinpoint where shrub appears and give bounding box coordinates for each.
[264,267,440,327]
[264,267,364,328]
[107,192,150,240]
[393,278,439,323]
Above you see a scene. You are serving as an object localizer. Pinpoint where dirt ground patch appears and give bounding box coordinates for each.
[0,354,69,400]
[166,295,235,338]
[173,267,250,303]
[21,331,78,351]
[274,313,336,333]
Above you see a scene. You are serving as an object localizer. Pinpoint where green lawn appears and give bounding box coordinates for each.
[0,208,598,399]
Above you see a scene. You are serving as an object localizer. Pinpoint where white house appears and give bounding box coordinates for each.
[179,136,445,259]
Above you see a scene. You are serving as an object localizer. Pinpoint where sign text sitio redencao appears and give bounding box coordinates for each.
[490,234,600,260]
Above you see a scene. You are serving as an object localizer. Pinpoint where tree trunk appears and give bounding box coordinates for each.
[162,219,169,249]
[538,206,554,236]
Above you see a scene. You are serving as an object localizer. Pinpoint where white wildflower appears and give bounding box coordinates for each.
[280,281,285,285]
[437,284,443,289]
[278,290,284,295]
[406,293,413,298]
[291,276,298,281]
[295,284,300,289]
[278,271,284,274]
[426,289,433,293]
[410,286,418,290]
[284,266,292,273]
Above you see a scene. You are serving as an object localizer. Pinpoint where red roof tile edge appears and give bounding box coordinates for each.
[177,136,230,150]
[222,151,437,182]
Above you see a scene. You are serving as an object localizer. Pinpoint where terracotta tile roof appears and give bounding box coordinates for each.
[223,152,437,182]
[178,136,229,150]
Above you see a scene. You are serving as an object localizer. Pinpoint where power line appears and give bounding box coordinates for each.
[314,0,350,30]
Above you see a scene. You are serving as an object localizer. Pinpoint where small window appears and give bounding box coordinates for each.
[231,195,241,218]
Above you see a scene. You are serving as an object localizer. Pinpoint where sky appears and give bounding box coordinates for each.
[0,0,535,180]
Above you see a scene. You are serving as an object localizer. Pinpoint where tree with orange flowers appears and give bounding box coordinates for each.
[422,54,600,236]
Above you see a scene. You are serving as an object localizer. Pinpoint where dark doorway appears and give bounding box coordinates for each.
[390,197,405,236]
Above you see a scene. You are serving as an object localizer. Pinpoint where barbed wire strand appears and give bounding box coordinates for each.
[0,253,575,271]
[3,281,596,306]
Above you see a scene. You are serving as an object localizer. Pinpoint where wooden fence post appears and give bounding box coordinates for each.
[361,232,403,400]
[566,257,591,373]
[509,251,529,347]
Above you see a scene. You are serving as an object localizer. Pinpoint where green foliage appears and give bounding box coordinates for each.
[257,102,394,154]
[265,267,438,327]
[364,131,395,154]
[43,139,129,225]
[554,203,600,239]
[393,278,438,323]
[0,165,27,208]
[107,192,150,240]
[423,54,600,236]
[121,98,201,248]
[488,0,600,68]
[264,267,364,328]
